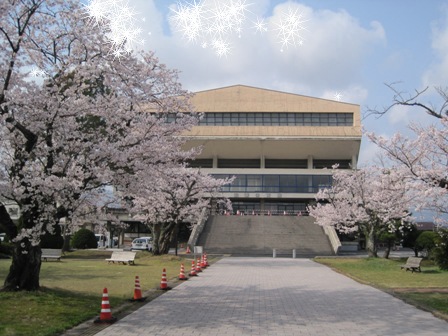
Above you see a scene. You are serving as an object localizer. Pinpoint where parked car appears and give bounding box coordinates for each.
[95,234,118,248]
[131,237,153,252]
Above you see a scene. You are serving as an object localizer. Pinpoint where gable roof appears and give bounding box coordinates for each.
[191,85,360,113]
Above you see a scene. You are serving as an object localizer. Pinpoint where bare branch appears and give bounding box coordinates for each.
[364,83,448,120]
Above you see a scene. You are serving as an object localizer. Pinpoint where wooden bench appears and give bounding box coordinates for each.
[400,256,423,273]
[106,251,136,265]
[41,248,63,261]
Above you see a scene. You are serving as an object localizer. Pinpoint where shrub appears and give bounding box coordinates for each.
[415,231,438,258]
[71,228,97,249]
[433,229,448,270]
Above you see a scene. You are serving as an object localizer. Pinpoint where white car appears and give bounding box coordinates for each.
[131,237,153,251]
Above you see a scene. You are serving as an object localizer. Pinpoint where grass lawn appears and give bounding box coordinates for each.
[315,257,448,320]
[0,250,212,336]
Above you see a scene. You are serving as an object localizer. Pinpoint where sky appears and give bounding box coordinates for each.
[86,0,448,166]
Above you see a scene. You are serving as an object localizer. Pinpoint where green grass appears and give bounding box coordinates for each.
[315,257,448,320]
[0,250,210,336]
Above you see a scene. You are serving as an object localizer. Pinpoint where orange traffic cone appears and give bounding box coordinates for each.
[179,263,188,280]
[200,254,207,269]
[94,288,117,324]
[195,257,202,273]
[189,260,197,276]
[130,276,146,302]
[186,245,191,254]
[204,252,209,267]
[160,268,171,290]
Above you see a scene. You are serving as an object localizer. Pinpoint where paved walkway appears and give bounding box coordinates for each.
[94,257,447,336]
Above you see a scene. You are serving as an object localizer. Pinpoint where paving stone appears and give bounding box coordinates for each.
[93,257,447,336]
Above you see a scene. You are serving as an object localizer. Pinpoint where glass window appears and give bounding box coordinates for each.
[172,112,353,126]
[313,175,332,192]
[304,113,312,125]
[279,113,288,125]
[263,175,279,192]
[231,113,239,124]
[247,175,262,192]
[187,159,213,168]
[218,159,260,168]
[279,175,296,192]
[232,175,246,192]
[246,113,255,125]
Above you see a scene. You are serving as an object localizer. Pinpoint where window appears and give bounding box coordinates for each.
[213,174,333,194]
[314,160,351,169]
[197,112,354,126]
[218,159,261,168]
[265,159,307,169]
[187,159,213,168]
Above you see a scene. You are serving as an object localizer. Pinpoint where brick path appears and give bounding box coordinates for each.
[93,257,447,336]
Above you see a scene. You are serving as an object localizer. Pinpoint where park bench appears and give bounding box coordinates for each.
[400,256,423,273]
[105,251,136,265]
[41,248,63,261]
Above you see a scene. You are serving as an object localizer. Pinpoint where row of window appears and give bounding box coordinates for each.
[164,112,354,126]
[198,112,353,126]
[213,174,332,193]
[188,159,351,169]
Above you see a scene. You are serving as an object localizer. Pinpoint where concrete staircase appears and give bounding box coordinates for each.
[196,215,334,257]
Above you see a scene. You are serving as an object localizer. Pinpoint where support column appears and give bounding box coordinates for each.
[213,155,218,169]
[307,155,313,169]
[351,155,358,169]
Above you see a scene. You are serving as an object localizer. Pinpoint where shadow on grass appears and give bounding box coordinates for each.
[423,270,443,274]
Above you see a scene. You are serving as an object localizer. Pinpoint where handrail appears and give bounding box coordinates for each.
[220,209,309,216]
[323,225,341,255]
[188,207,209,249]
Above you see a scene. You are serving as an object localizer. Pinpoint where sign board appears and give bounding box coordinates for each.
[194,246,203,254]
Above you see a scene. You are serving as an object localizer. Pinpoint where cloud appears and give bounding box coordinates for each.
[387,104,412,125]
[321,85,368,105]
[133,1,385,97]
[358,137,385,167]
[422,6,448,87]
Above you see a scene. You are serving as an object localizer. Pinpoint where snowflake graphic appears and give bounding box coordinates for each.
[273,5,307,52]
[253,17,267,34]
[334,92,343,101]
[84,0,144,60]
[29,66,46,78]
[170,0,252,57]
[169,1,308,57]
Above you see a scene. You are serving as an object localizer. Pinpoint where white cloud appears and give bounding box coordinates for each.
[358,137,385,167]
[321,85,368,105]
[387,104,412,125]
[422,6,448,87]
[132,1,385,97]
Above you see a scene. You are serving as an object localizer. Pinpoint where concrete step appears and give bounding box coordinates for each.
[197,215,334,256]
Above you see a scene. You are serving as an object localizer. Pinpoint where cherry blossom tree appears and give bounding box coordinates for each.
[132,166,233,255]
[366,85,448,226]
[308,167,416,257]
[367,121,448,226]
[0,0,199,291]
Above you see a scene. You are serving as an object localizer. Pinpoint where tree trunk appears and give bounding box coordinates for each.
[383,245,391,259]
[2,243,42,291]
[151,223,161,255]
[1,205,43,291]
[365,227,378,257]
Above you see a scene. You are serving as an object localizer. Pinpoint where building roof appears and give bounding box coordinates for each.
[191,84,360,114]
[415,222,436,231]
